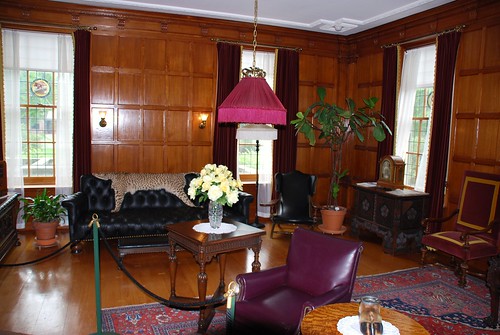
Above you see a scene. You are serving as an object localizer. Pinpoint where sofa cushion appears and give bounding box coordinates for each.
[77,207,206,239]
[80,174,115,212]
[120,189,187,210]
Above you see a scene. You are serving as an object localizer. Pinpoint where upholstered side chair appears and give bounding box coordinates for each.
[226,228,363,335]
[421,170,500,287]
[262,170,318,238]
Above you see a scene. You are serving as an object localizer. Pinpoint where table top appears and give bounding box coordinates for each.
[301,302,429,335]
[353,182,429,198]
[166,219,265,253]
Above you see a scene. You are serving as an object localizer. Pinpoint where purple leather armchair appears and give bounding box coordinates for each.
[229,228,363,335]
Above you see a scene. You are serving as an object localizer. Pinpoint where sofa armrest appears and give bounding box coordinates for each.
[62,192,88,225]
[61,192,89,241]
[236,265,287,301]
[224,191,254,225]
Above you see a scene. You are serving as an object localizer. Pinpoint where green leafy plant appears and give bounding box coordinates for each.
[291,87,391,208]
[19,188,66,223]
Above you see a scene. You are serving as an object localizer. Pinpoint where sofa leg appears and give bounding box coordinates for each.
[71,242,83,254]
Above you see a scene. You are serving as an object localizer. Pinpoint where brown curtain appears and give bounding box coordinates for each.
[72,30,91,192]
[274,49,299,174]
[426,31,461,223]
[213,43,240,173]
[376,46,398,177]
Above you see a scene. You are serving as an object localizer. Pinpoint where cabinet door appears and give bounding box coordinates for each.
[355,189,375,221]
[375,196,395,228]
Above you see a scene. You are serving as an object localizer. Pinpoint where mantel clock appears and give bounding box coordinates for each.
[377,155,405,190]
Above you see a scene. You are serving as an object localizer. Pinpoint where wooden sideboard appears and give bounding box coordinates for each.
[350,182,429,255]
[0,193,20,262]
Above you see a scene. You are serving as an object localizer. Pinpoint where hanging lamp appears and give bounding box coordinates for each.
[217,0,287,125]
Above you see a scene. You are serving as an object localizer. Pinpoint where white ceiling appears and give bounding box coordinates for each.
[51,0,455,35]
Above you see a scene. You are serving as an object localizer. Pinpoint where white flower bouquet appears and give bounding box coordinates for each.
[188,164,243,206]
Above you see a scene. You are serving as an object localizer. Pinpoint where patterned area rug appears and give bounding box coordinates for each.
[101,265,497,334]
[101,303,226,334]
[353,265,499,335]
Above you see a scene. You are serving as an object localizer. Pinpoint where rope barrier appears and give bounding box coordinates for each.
[0,214,226,310]
[0,241,72,267]
[98,225,225,309]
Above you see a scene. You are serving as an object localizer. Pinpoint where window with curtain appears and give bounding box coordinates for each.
[237,49,276,182]
[2,29,74,227]
[395,44,436,191]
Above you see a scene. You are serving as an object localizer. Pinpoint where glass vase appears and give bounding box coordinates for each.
[208,200,223,229]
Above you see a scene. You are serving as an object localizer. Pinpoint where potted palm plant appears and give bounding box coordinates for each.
[291,87,391,231]
[19,189,66,247]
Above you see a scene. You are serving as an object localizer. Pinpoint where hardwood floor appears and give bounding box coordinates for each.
[0,220,422,335]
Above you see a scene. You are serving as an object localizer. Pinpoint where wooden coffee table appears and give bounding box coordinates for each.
[301,302,429,335]
[167,219,265,333]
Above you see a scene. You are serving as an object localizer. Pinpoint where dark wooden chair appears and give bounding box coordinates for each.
[261,170,318,238]
[421,170,500,287]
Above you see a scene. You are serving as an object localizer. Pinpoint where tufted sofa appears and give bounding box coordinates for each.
[62,173,254,253]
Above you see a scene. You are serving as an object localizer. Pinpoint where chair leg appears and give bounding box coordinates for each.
[420,246,428,265]
[458,261,468,287]
[270,221,277,239]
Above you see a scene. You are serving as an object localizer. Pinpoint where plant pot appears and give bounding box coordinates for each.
[319,207,347,234]
[33,220,59,247]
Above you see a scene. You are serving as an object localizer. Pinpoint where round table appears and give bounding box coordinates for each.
[301,302,429,335]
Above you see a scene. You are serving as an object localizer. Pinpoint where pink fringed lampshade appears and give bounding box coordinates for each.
[218,77,287,125]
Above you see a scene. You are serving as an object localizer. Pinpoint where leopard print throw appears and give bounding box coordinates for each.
[94,173,196,211]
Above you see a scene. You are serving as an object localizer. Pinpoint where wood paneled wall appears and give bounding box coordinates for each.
[90,33,216,173]
[1,0,499,212]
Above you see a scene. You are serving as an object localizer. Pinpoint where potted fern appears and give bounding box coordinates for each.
[291,87,391,231]
[19,189,66,247]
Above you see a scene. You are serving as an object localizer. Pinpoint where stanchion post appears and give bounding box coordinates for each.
[89,213,119,335]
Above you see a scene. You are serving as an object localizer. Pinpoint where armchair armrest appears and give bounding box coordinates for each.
[421,208,459,233]
[260,198,279,216]
[303,284,351,310]
[236,265,287,301]
[260,198,279,207]
[460,219,499,243]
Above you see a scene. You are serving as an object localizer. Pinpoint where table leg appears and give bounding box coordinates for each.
[218,253,227,290]
[197,259,214,333]
[168,241,177,298]
[251,242,262,272]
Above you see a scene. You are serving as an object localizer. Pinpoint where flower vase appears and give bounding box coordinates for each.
[208,200,223,229]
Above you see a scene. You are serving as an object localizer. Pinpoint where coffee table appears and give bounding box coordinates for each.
[301,302,429,335]
[166,219,265,333]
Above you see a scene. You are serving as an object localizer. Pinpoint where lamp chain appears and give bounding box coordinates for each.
[241,0,266,78]
[252,0,258,69]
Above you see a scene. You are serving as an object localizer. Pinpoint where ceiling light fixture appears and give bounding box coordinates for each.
[217,0,287,125]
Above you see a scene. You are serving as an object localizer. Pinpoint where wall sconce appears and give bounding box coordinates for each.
[98,110,107,127]
[199,114,208,129]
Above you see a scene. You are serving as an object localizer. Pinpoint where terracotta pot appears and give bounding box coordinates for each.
[319,207,347,233]
[33,220,59,247]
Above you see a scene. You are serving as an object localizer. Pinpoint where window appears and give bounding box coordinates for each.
[395,44,436,191]
[2,29,74,193]
[237,49,277,182]
[405,87,433,186]
[21,71,57,182]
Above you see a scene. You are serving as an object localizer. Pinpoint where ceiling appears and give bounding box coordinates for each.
[51,0,455,35]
